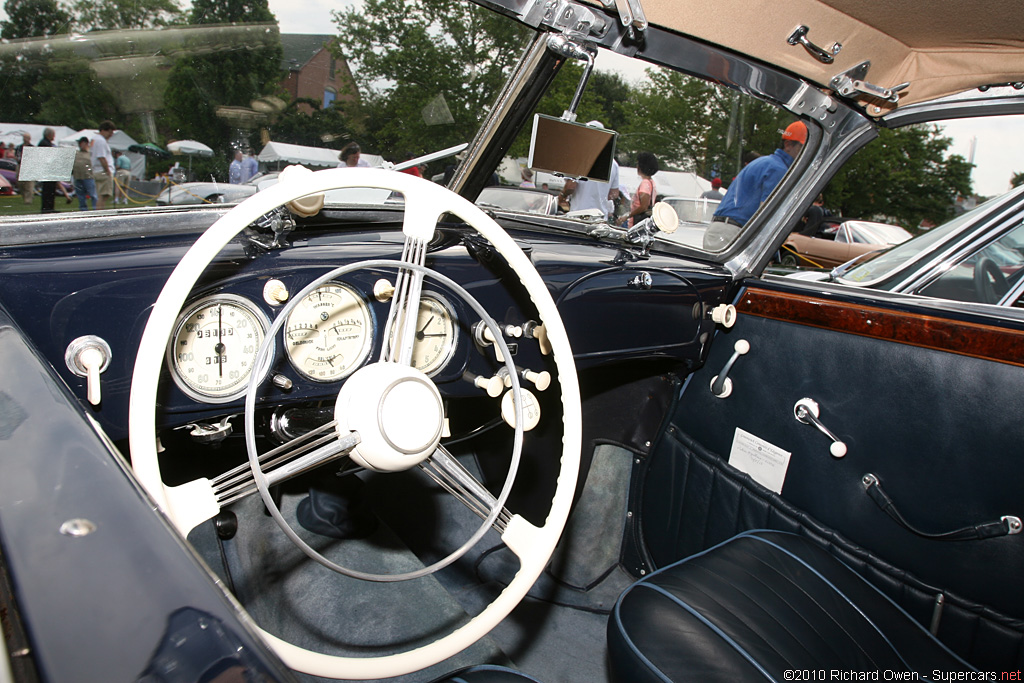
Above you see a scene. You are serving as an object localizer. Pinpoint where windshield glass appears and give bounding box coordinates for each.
[841,190,1023,284]
[0,0,802,255]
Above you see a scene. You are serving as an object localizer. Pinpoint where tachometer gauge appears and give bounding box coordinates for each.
[390,294,458,376]
[285,282,372,382]
[168,294,271,403]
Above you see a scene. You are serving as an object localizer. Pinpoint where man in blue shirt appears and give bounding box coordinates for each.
[242,149,259,182]
[229,150,244,184]
[703,121,807,251]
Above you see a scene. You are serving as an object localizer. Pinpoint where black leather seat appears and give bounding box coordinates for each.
[427,664,543,683]
[608,530,976,682]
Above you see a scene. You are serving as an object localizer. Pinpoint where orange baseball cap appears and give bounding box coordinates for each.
[782,121,808,144]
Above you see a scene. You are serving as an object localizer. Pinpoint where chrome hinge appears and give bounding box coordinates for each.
[538,0,611,38]
[830,61,909,104]
[786,82,839,130]
[788,25,841,64]
[599,0,648,33]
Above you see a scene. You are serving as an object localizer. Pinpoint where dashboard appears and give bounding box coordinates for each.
[0,207,732,463]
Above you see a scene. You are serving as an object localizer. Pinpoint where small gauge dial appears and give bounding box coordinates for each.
[168,294,271,403]
[390,294,458,376]
[285,282,372,382]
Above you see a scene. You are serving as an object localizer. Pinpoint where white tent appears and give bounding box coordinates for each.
[58,128,146,179]
[258,141,384,169]
[617,167,712,199]
[0,123,77,148]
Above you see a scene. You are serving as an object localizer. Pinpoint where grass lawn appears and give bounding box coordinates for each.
[0,192,156,216]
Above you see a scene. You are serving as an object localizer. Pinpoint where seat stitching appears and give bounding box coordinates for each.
[635,583,777,682]
[611,591,674,683]
[682,554,866,667]
[746,534,976,673]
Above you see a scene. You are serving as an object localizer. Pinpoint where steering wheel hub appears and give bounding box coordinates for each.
[336,361,444,471]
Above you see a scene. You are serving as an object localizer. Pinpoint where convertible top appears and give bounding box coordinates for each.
[630,0,1024,109]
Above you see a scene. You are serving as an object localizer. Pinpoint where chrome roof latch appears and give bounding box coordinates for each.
[788,25,842,64]
[600,0,648,35]
[830,60,909,104]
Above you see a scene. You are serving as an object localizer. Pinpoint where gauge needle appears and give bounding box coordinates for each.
[416,315,435,340]
[215,304,225,378]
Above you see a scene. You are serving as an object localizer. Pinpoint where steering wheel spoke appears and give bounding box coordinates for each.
[382,236,428,364]
[420,446,512,534]
[213,420,359,506]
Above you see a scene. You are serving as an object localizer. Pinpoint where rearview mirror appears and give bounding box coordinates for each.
[527,114,617,182]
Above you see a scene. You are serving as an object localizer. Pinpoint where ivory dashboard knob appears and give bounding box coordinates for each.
[500,388,541,431]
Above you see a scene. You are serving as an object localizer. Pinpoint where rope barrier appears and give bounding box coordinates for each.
[113,176,220,205]
[780,242,826,269]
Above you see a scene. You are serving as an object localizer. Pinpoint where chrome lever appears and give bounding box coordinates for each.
[710,339,750,398]
[794,398,847,458]
[787,25,842,64]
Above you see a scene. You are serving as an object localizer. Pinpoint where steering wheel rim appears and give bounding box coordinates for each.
[127,167,582,680]
[973,256,1008,304]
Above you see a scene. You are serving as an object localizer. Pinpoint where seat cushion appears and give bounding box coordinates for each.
[426,664,544,683]
[608,531,975,682]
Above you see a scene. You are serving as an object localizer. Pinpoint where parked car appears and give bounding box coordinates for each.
[156,172,278,205]
[476,185,561,215]
[781,218,913,268]
[788,185,1024,307]
[3,1,1024,682]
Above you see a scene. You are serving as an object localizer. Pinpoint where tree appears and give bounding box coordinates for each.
[332,0,530,160]
[825,125,973,228]
[1,0,72,38]
[270,98,360,150]
[160,0,282,161]
[0,0,74,122]
[71,0,184,31]
[504,62,620,160]
[1011,171,1024,189]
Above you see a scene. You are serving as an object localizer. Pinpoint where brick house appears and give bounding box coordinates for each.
[279,34,359,114]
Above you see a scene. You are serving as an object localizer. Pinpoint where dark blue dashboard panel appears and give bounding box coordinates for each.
[0,208,731,444]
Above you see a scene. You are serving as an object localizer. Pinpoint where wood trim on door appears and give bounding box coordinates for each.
[738,287,1024,367]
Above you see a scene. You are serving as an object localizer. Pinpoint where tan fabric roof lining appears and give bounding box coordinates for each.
[623,0,1024,107]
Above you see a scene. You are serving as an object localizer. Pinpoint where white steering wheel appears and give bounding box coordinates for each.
[128,167,582,680]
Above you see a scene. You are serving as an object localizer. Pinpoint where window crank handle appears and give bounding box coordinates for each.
[794,397,847,458]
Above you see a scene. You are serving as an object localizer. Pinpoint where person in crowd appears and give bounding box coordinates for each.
[114,150,132,204]
[16,132,34,205]
[704,121,807,251]
[38,128,57,213]
[72,136,97,210]
[620,151,659,228]
[399,152,422,177]
[91,121,116,209]
[242,149,259,182]
[229,150,244,184]
[797,193,829,236]
[520,167,535,188]
[701,177,724,200]
[338,142,369,168]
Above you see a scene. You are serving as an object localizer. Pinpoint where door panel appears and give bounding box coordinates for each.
[637,280,1024,669]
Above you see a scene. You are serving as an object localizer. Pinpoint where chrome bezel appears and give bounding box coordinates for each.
[167,293,273,404]
[415,293,460,377]
[283,281,374,383]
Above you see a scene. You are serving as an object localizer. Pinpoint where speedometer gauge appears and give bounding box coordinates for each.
[284,282,372,382]
[168,294,271,403]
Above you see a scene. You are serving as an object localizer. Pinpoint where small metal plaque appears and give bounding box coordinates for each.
[17,146,76,182]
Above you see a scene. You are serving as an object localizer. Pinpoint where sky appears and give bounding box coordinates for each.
[4,0,1020,197]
